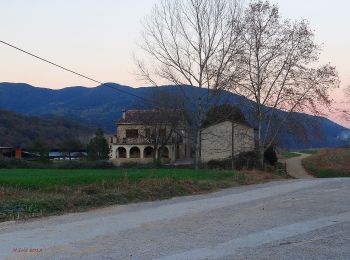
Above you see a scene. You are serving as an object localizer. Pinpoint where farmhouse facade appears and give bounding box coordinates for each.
[201,120,255,162]
[109,109,192,165]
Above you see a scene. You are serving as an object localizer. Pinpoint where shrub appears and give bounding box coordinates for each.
[121,162,161,169]
[0,158,45,169]
[235,151,258,170]
[264,146,278,166]
[207,159,231,170]
[55,160,115,169]
[207,151,258,170]
[0,158,115,169]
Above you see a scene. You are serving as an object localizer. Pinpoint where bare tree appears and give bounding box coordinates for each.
[339,85,350,122]
[137,0,243,169]
[135,89,191,163]
[139,110,189,162]
[227,1,339,165]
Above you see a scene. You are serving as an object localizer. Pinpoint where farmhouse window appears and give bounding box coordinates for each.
[159,128,166,137]
[126,129,139,138]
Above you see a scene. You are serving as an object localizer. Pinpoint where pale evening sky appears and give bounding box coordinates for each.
[0,0,349,126]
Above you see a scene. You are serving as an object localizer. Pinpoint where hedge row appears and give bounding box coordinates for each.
[0,159,114,169]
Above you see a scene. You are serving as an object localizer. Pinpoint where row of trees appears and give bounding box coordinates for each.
[28,129,110,163]
[137,0,339,168]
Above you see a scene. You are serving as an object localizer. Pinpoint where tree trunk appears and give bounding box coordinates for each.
[258,144,265,170]
[194,95,202,170]
[194,128,201,170]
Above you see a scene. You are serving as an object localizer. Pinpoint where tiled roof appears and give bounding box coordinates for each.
[201,119,254,130]
[118,109,185,125]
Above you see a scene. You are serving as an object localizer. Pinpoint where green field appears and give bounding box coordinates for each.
[279,150,320,160]
[0,168,235,189]
[298,149,319,155]
[279,152,302,159]
[0,168,286,222]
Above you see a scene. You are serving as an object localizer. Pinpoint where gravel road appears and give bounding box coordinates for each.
[284,153,315,179]
[1,178,349,259]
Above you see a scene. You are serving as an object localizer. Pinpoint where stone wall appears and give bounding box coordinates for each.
[117,124,175,141]
[201,121,255,163]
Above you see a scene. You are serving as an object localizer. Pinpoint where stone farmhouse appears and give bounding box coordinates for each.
[109,109,192,165]
[201,120,255,162]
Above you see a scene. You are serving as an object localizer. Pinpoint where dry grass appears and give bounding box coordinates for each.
[240,170,286,185]
[302,148,350,177]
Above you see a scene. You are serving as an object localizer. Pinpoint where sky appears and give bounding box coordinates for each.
[0,0,349,126]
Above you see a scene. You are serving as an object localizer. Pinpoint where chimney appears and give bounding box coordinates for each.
[122,109,126,120]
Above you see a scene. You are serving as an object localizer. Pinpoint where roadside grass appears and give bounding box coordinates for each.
[0,168,286,222]
[279,151,302,159]
[298,149,319,155]
[302,148,350,178]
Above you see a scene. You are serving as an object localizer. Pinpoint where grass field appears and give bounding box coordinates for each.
[0,168,285,222]
[302,148,350,178]
[298,149,319,155]
[279,151,302,159]
[0,169,235,188]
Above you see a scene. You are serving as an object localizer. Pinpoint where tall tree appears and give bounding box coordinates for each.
[60,138,84,161]
[29,138,50,163]
[202,104,246,128]
[341,85,350,122]
[137,0,243,169]
[87,129,110,161]
[227,1,339,165]
[136,89,190,163]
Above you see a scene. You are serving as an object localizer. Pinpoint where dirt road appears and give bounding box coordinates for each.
[1,178,349,259]
[285,153,315,179]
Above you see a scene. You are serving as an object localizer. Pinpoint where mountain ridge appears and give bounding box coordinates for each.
[0,82,349,149]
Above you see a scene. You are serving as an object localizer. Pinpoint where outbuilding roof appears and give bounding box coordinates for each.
[201,119,254,131]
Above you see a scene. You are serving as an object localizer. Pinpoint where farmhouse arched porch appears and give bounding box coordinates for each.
[116,147,127,158]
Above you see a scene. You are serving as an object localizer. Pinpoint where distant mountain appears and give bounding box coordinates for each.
[0,82,349,149]
[0,109,93,148]
[0,82,144,132]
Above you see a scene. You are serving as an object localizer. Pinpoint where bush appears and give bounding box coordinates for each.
[121,162,162,169]
[207,159,231,170]
[207,151,258,170]
[0,158,115,169]
[264,146,278,166]
[235,151,258,170]
[0,158,45,169]
[55,160,115,169]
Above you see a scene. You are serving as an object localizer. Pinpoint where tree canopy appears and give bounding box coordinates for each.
[87,129,110,161]
[202,104,246,128]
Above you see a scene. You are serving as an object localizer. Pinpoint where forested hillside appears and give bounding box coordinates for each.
[0,110,93,148]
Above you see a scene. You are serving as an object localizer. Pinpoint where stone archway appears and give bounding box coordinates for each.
[158,147,169,159]
[144,146,154,158]
[130,147,141,158]
[117,147,127,158]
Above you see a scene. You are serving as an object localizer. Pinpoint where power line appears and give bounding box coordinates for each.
[0,39,155,105]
